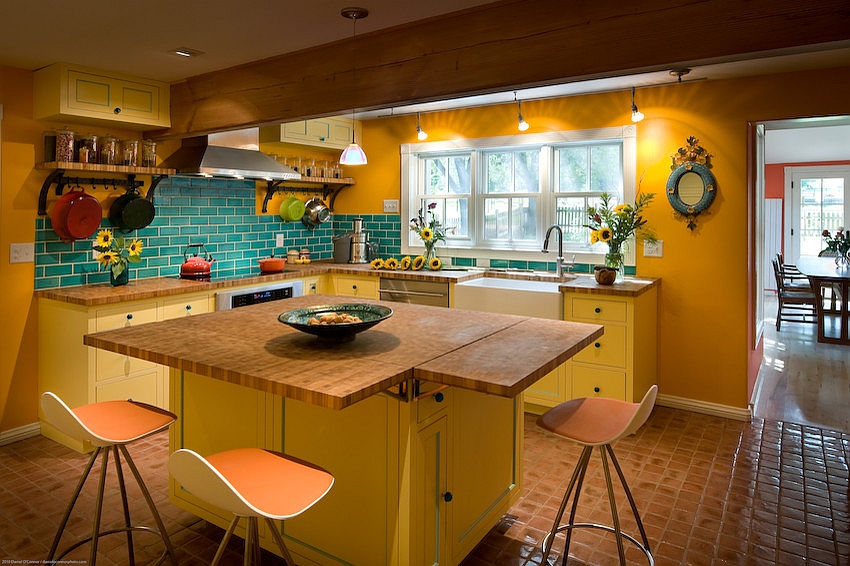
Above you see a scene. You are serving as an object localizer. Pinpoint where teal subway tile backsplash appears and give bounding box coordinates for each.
[34,177,404,290]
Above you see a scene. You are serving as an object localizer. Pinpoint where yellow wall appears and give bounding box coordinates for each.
[2,64,849,434]
[339,66,850,410]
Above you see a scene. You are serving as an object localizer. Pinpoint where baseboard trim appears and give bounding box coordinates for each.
[657,394,752,422]
[0,422,41,446]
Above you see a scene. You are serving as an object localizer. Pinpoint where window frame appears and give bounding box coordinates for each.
[400,125,637,265]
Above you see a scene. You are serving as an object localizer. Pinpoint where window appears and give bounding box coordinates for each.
[401,126,637,262]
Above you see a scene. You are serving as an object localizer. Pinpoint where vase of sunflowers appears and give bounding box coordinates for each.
[410,202,448,270]
[585,192,656,282]
[93,229,143,286]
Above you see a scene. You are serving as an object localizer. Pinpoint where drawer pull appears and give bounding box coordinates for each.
[185,305,192,311]
[126,313,133,320]
[443,492,453,503]
[594,307,601,313]
[434,392,445,403]
[594,342,601,348]
[352,284,357,289]
[594,387,600,393]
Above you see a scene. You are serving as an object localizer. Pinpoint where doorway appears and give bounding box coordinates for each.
[784,165,850,262]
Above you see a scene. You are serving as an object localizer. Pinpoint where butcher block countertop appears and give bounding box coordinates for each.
[83,294,602,410]
[38,262,658,306]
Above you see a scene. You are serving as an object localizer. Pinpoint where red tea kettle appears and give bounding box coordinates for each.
[180,243,215,279]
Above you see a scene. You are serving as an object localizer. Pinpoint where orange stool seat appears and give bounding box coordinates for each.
[169,447,334,565]
[40,392,177,566]
[537,385,657,565]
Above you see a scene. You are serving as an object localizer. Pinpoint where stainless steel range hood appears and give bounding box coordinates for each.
[160,130,300,181]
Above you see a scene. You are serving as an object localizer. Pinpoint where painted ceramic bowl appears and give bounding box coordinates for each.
[279,303,393,341]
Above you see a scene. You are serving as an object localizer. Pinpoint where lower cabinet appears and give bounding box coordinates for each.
[300,274,326,295]
[38,293,212,451]
[332,274,380,299]
[169,371,522,565]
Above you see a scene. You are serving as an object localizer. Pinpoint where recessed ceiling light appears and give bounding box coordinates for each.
[170,47,204,58]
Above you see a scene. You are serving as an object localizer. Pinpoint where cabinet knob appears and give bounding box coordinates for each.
[594,387,600,393]
[594,342,601,348]
[433,392,444,403]
[126,313,133,320]
[594,307,601,313]
[113,107,121,114]
[185,305,192,311]
[443,492,453,502]
[352,285,357,290]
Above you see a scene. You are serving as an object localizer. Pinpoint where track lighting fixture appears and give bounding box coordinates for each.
[416,112,428,140]
[516,94,529,131]
[339,7,369,165]
[630,87,644,123]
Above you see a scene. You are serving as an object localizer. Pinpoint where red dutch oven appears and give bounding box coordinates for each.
[258,256,287,273]
[180,244,215,279]
[51,188,102,243]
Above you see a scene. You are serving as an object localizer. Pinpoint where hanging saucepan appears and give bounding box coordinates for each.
[302,197,330,228]
[109,187,155,233]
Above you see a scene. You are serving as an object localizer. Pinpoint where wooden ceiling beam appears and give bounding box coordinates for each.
[157,0,850,139]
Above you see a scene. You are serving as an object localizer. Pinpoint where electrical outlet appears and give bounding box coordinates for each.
[643,240,663,257]
[276,234,285,247]
[10,243,34,264]
[383,199,399,213]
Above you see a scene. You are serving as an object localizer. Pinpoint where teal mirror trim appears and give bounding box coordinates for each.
[666,162,717,230]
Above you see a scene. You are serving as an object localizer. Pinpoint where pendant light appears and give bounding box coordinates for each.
[339,7,369,165]
[630,87,645,123]
[416,112,428,140]
[515,92,529,131]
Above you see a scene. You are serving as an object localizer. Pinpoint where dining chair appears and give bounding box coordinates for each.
[772,258,817,330]
[776,253,812,290]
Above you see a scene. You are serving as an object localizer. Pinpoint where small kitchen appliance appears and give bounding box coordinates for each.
[333,217,377,263]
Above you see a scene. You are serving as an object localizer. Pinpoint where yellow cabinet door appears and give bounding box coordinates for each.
[572,323,628,368]
[34,63,170,129]
[571,364,627,401]
[161,293,212,319]
[95,369,160,405]
[94,302,158,381]
[415,415,449,566]
[300,275,325,295]
[334,275,379,299]
[523,364,567,412]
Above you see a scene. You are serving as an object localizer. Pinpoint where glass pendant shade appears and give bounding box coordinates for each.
[340,141,368,165]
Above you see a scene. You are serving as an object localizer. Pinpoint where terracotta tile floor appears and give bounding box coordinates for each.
[1,406,848,565]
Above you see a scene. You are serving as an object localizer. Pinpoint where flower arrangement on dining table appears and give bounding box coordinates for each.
[822,227,850,266]
[94,229,143,278]
[584,192,657,276]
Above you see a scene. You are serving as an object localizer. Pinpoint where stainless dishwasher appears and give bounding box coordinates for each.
[379,278,450,307]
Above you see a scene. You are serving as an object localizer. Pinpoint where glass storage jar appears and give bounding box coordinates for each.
[141,140,157,167]
[100,135,117,165]
[78,134,98,164]
[55,129,74,162]
[122,139,139,166]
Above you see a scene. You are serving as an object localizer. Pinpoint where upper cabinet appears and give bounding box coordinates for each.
[259,116,360,150]
[34,63,171,130]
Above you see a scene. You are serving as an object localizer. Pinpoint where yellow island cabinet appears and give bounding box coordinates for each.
[83,295,602,565]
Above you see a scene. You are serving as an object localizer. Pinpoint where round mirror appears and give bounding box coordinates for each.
[677,171,705,206]
[666,162,717,230]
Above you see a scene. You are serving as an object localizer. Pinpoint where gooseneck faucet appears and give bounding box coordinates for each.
[542,224,567,279]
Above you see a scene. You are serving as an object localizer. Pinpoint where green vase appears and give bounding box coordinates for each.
[110,268,129,286]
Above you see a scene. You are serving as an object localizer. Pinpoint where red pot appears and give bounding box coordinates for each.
[51,188,101,243]
[258,256,287,273]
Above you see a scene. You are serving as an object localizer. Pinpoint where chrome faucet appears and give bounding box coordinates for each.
[542,224,568,279]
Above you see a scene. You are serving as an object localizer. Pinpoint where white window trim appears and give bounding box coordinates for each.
[400,125,637,266]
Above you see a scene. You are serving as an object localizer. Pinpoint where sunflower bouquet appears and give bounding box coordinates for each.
[409,202,447,270]
[584,192,656,272]
[94,229,143,278]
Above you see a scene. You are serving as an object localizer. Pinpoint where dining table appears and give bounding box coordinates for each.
[795,256,850,345]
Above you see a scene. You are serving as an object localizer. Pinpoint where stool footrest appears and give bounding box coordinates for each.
[52,526,172,565]
[542,523,654,565]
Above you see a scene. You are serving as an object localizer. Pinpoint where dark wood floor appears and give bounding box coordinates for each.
[753,293,850,433]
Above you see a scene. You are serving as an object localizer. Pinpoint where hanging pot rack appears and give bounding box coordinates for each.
[261,176,355,213]
[37,163,173,216]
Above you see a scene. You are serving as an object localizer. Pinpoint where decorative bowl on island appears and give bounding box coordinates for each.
[279,304,393,341]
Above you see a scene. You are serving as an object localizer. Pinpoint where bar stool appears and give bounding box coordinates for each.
[168,447,334,565]
[538,385,658,565]
[40,392,178,565]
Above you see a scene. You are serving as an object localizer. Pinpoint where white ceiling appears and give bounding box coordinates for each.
[0,0,497,82]
[1,1,848,163]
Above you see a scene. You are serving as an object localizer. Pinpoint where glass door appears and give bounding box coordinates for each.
[786,166,850,262]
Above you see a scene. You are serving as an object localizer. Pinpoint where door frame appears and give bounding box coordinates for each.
[784,164,850,262]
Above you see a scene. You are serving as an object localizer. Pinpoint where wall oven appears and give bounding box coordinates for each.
[215,280,303,310]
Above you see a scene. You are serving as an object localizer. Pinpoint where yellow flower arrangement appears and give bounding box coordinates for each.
[409,202,448,269]
[94,229,143,277]
[585,192,656,273]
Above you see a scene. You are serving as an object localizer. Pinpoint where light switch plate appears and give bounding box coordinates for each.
[383,199,399,213]
[10,243,34,263]
[643,240,663,257]
[276,234,285,247]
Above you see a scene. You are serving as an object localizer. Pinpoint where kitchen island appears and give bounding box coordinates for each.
[83,294,602,565]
